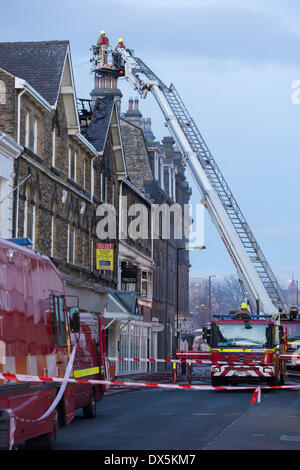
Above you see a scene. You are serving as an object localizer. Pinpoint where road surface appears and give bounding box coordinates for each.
[55,385,300,450]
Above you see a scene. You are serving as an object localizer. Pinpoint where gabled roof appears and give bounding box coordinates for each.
[85,96,115,153]
[85,95,127,178]
[0,40,69,106]
[120,118,154,194]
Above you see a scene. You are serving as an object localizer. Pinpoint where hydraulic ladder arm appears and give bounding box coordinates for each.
[118,48,289,315]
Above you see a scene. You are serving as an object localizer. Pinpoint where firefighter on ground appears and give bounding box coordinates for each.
[115,38,126,51]
[96,30,110,64]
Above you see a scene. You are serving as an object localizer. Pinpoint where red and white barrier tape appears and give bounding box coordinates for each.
[108,357,211,365]
[108,356,278,367]
[108,353,300,366]
[1,371,300,407]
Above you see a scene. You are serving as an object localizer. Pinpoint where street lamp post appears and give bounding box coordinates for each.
[208,274,218,321]
[176,245,206,350]
[289,277,299,312]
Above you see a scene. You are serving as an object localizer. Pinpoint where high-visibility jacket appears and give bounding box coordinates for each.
[100,36,109,46]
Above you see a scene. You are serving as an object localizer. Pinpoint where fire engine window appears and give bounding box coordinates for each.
[49,295,57,345]
[212,324,271,348]
[286,324,300,341]
[49,294,67,346]
[57,296,67,346]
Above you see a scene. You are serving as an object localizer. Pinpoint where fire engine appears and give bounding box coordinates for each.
[0,238,107,449]
[110,46,293,383]
[281,306,300,370]
[203,313,286,386]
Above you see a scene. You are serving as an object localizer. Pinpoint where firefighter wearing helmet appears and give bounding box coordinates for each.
[235,302,250,318]
[115,38,126,51]
[96,30,110,64]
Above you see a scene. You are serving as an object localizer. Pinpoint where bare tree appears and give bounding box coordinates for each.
[190,274,244,329]
[212,274,244,315]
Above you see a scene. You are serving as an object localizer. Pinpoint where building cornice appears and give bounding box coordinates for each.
[0,131,23,159]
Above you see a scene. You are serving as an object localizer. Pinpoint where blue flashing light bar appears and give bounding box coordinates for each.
[213,314,273,319]
[8,238,33,247]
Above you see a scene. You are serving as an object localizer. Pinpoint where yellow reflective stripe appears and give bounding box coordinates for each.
[73,366,100,378]
[212,348,271,353]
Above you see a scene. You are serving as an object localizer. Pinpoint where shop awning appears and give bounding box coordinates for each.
[104,291,143,321]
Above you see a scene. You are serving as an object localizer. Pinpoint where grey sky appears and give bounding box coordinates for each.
[1,0,300,287]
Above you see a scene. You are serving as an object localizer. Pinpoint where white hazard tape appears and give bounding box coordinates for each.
[1,371,300,406]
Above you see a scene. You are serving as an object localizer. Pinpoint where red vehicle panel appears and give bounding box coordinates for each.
[0,239,106,449]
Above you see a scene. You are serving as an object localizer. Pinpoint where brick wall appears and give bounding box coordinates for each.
[0,69,17,138]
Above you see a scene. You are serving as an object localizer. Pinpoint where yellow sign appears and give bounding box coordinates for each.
[96,243,114,271]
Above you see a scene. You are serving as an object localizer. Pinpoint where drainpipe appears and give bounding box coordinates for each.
[14,88,26,238]
[17,88,26,145]
[12,156,21,238]
[91,156,96,202]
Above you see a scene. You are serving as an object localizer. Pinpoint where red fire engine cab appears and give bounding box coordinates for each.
[204,313,287,387]
[0,238,107,449]
[281,306,300,370]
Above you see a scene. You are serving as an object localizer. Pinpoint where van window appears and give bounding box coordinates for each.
[50,294,67,346]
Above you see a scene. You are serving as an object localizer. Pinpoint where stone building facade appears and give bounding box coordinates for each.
[80,93,157,374]
[0,41,110,316]
[0,40,159,375]
[121,98,192,358]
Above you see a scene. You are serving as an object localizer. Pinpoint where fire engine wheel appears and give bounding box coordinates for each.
[267,372,282,387]
[211,377,224,387]
[83,391,97,419]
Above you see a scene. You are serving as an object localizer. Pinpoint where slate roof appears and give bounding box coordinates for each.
[85,96,115,153]
[0,40,69,106]
[120,118,154,194]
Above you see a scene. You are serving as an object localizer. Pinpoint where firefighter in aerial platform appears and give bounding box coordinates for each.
[96,30,110,64]
[115,38,126,51]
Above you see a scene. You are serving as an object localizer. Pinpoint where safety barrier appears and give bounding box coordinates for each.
[108,351,300,366]
[108,356,211,365]
[1,371,300,405]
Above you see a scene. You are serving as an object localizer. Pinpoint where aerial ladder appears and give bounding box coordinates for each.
[112,47,288,316]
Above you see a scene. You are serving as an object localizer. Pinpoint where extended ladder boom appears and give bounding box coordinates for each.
[118,48,288,315]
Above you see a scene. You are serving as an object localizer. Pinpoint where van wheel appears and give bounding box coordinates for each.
[83,391,96,418]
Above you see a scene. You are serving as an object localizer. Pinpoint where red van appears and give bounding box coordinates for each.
[0,238,106,449]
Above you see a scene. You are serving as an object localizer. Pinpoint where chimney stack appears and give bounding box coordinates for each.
[124,97,142,128]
